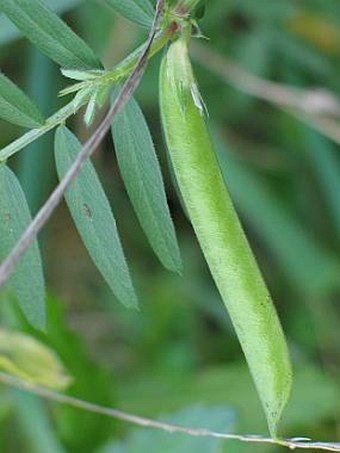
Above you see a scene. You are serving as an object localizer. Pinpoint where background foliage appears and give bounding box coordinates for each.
[0,0,340,451]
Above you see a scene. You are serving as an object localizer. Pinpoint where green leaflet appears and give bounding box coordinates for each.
[0,165,46,330]
[0,72,44,128]
[0,328,71,390]
[105,0,154,28]
[0,0,85,46]
[159,35,292,437]
[54,126,138,309]
[0,0,102,69]
[111,93,182,273]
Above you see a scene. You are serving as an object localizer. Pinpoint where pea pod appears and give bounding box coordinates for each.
[159,33,292,437]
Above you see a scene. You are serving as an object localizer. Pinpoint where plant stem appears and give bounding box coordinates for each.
[0,20,174,163]
[0,372,339,452]
[104,28,173,83]
[0,99,87,163]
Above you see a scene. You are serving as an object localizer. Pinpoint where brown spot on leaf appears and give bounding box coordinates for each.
[83,203,92,219]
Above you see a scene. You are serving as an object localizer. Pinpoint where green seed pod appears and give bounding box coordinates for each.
[159,33,292,437]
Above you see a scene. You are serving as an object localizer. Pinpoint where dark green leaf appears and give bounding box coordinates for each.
[54,126,138,308]
[0,165,46,330]
[0,0,85,45]
[104,0,154,28]
[0,0,102,69]
[0,72,44,128]
[111,94,182,273]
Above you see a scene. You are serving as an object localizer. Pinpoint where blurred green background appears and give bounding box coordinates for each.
[0,0,340,451]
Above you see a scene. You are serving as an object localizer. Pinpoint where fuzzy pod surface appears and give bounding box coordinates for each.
[159,33,292,437]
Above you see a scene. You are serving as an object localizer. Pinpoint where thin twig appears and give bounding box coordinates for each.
[0,0,166,289]
[191,42,340,116]
[0,99,85,163]
[0,372,339,452]
[191,42,340,145]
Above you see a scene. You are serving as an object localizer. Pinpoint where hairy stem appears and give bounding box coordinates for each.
[0,8,174,163]
[0,99,87,163]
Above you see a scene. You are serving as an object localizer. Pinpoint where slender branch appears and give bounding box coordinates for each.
[0,372,339,452]
[59,27,173,97]
[191,42,340,145]
[0,0,166,289]
[0,99,88,163]
[290,110,340,146]
[191,42,340,115]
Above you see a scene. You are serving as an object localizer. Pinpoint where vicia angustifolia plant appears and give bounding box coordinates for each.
[0,0,292,438]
